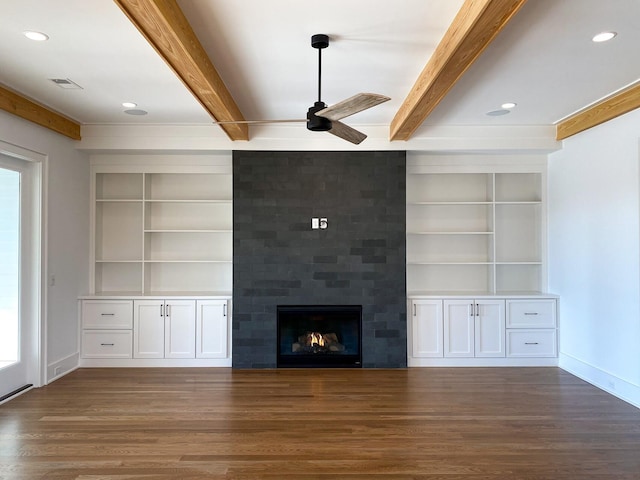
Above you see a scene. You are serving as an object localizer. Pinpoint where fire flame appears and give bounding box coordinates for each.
[308,332,325,347]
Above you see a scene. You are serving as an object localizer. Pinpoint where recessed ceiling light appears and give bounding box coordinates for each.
[124,109,148,116]
[501,102,517,109]
[122,102,137,108]
[592,31,617,43]
[23,31,49,41]
[486,109,510,116]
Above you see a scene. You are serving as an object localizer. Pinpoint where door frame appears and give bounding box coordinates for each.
[0,140,47,389]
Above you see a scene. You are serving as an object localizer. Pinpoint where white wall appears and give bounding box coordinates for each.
[0,111,89,383]
[548,108,640,408]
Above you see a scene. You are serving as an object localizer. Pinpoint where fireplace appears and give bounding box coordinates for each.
[277,305,362,368]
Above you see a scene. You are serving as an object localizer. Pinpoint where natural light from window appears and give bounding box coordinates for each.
[0,167,19,369]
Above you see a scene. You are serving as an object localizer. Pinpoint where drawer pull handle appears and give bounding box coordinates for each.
[101,313,115,316]
[524,312,538,315]
[100,343,115,346]
[524,342,539,345]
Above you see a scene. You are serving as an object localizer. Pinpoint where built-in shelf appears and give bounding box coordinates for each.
[91,169,232,295]
[406,164,546,296]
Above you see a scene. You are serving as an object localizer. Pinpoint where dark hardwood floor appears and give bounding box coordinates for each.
[1,367,639,479]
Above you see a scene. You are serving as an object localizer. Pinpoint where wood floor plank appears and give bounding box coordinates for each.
[1,368,639,479]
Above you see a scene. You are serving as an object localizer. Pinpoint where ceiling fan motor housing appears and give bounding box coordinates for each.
[311,34,329,49]
[307,101,332,131]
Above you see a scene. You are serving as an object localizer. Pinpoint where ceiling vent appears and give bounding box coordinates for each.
[49,78,83,90]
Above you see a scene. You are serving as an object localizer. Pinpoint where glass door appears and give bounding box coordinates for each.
[0,152,40,401]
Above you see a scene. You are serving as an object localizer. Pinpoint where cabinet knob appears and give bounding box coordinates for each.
[524,312,539,316]
[100,343,115,346]
[101,313,115,316]
[524,342,539,345]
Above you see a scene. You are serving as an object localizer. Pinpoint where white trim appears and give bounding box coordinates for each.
[47,352,80,383]
[0,140,47,388]
[77,124,560,153]
[79,358,232,367]
[559,353,640,409]
[409,357,558,367]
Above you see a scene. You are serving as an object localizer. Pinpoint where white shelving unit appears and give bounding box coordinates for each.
[406,159,547,296]
[406,154,556,367]
[83,155,233,368]
[91,162,233,296]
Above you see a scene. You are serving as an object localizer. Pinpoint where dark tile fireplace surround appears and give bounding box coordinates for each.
[233,151,407,368]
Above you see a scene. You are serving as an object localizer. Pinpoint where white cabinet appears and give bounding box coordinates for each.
[80,296,231,366]
[81,300,133,359]
[133,299,196,359]
[506,330,557,357]
[506,299,557,357]
[409,299,443,357]
[81,300,133,330]
[91,165,232,296]
[443,300,475,357]
[443,299,505,358]
[196,300,229,359]
[506,299,556,328]
[474,300,506,357]
[82,330,133,359]
[409,296,554,366]
[165,301,198,359]
[406,157,547,296]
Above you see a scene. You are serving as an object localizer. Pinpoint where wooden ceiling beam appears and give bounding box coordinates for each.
[0,84,81,140]
[390,0,527,141]
[114,0,248,141]
[556,83,640,140]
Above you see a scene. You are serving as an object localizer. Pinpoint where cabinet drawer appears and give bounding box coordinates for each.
[506,299,556,328]
[506,329,557,357]
[82,300,133,329]
[82,330,133,358]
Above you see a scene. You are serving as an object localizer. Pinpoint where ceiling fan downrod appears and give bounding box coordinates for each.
[307,34,332,132]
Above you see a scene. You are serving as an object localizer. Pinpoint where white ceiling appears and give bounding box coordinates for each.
[0,0,639,143]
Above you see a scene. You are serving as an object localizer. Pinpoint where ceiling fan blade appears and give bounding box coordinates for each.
[327,120,367,145]
[212,119,306,125]
[317,93,390,121]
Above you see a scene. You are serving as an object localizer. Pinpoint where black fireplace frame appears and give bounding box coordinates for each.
[277,305,363,368]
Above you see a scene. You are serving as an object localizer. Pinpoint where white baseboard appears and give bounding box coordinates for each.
[79,358,232,367]
[408,357,558,367]
[559,353,640,409]
[47,352,80,384]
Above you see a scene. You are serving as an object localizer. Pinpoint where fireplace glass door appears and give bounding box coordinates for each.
[277,305,362,367]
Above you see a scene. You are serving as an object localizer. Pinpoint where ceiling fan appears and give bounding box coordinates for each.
[214,34,390,145]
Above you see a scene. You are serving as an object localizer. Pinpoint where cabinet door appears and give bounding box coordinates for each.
[474,300,506,357]
[196,300,229,359]
[133,300,165,358]
[444,300,474,357]
[164,300,196,359]
[410,300,443,357]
